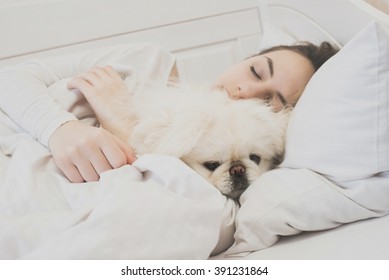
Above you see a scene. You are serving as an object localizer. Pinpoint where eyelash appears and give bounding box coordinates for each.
[250,66,262,80]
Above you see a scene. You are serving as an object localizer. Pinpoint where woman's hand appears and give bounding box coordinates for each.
[49,120,137,183]
[67,65,130,140]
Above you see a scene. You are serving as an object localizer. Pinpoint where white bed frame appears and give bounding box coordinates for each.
[0,0,381,81]
[0,0,263,85]
[1,0,388,259]
[0,0,385,80]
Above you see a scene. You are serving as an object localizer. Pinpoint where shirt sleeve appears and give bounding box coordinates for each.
[0,43,176,147]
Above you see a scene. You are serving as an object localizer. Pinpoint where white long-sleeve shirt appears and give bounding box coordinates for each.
[0,43,176,147]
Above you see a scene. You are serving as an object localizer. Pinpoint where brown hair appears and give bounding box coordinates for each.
[258,41,339,72]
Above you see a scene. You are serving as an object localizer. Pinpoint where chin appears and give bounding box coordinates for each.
[114,82,291,200]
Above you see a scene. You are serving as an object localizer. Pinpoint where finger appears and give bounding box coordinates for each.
[99,132,137,167]
[81,141,114,175]
[67,78,96,101]
[67,77,91,91]
[103,65,122,80]
[75,71,101,86]
[56,160,85,183]
[90,66,113,81]
[66,141,101,182]
[92,66,123,89]
[113,136,138,164]
[100,141,128,169]
[73,154,100,182]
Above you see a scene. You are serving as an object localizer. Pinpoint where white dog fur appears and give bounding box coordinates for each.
[113,82,290,199]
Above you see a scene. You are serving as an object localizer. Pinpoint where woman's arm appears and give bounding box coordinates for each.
[0,43,175,145]
[0,43,176,182]
[49,120,137,182]
[67,65,133,141]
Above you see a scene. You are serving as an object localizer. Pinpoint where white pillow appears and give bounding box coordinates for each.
[224,21,389,257]
[281,21,389,183]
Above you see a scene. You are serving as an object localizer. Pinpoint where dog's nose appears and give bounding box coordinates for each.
[229,163,245,175]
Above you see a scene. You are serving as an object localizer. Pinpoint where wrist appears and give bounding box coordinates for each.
[48,120,80,150]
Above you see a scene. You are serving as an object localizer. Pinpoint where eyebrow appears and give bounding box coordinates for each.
[264,56,274,77]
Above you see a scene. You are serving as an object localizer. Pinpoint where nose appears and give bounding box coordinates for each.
[229,162,246,175]
[233,85,247,99]
[235,83,267,99]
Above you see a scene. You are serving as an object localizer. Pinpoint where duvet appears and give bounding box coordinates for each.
[0,86,237,259]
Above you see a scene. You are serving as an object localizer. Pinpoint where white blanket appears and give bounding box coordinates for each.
[0,108,237,259]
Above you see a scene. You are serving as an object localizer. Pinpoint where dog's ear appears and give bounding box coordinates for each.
[130,110,211,157]
[271,152,285,167]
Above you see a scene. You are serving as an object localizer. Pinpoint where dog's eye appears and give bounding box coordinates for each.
[249,154,261,165]
[203,161,221,171]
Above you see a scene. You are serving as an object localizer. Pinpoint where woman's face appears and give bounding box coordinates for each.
[213,49,315,110]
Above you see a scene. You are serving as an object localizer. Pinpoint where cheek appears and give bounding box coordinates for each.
[214,66,243,86]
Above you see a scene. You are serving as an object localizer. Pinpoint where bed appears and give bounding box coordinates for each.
[0,0,389,260]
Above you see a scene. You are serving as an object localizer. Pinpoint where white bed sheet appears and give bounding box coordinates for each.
[214,214,389,260]
[0,107,237,259]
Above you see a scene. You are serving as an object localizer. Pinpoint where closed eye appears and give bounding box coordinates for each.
[250,66,262,80]
[203,161,221,171]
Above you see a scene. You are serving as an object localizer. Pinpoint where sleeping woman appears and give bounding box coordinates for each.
[0,41,337,183]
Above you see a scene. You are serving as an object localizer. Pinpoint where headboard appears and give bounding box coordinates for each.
[261,0,384,48]
[1,0,388,83]
[0,0,262,84]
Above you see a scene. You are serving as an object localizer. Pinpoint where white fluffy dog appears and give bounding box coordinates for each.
[112,82,290,200]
